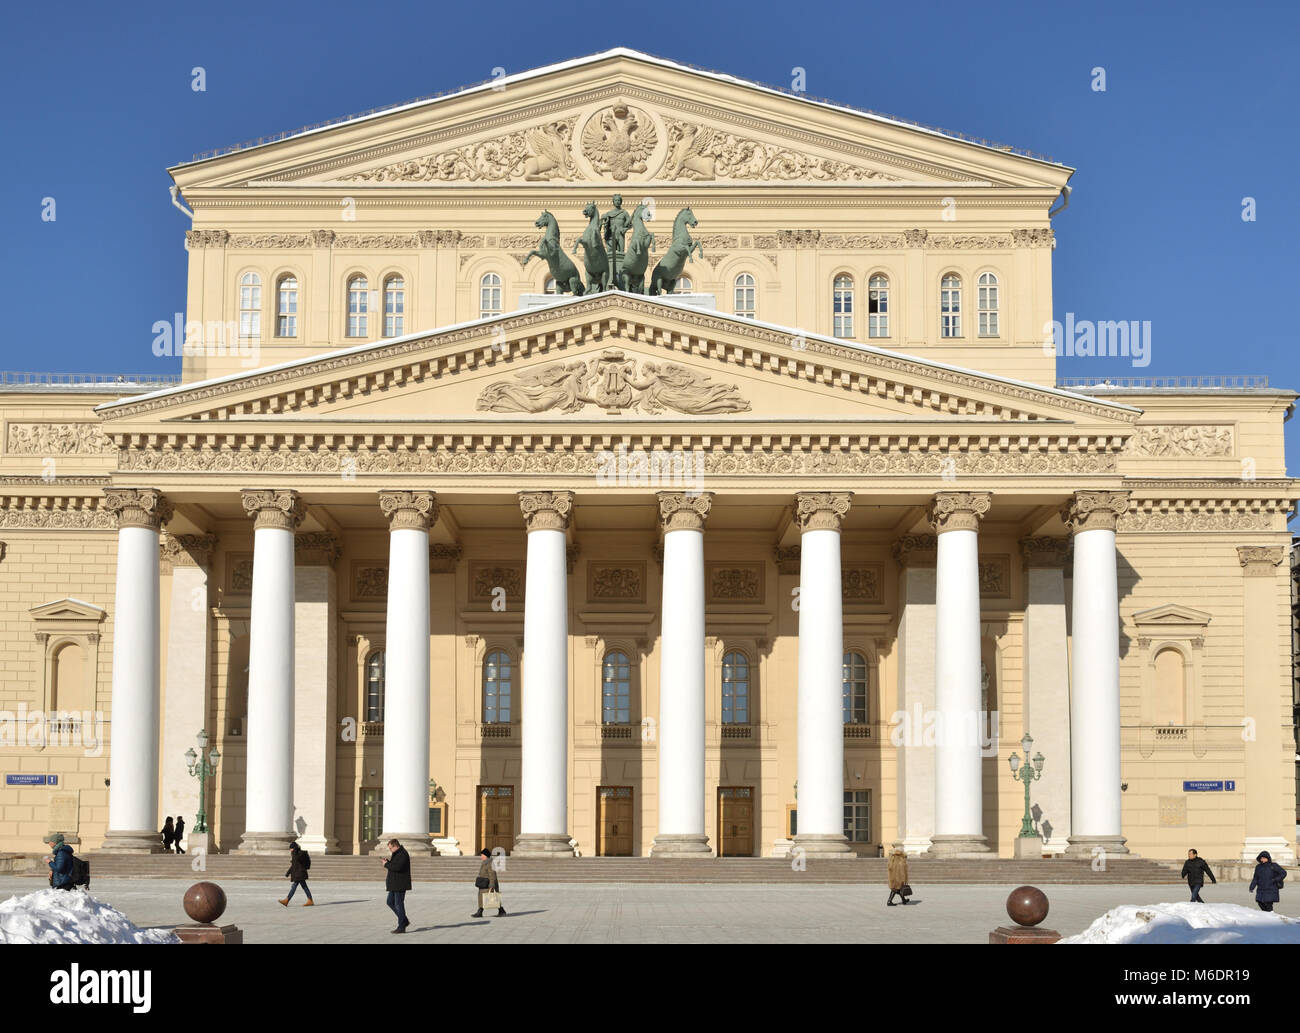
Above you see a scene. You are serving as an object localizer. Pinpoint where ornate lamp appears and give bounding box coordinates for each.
[1008,731,1043,840]
[185,729,221,834]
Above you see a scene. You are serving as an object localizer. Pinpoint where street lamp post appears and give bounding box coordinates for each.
[1008,731,1045,845]
[185,729,221,835]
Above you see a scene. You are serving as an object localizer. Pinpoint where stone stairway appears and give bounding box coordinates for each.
[39,853,1184,884]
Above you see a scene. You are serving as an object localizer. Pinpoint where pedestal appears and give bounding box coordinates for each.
[1014,836,1045,859]
[174,923,243,944]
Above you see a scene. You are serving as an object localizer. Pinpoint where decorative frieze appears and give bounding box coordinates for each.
[584,103,656,180]
[1063,490,1130,534]
[294,532,341,567]
[891,534,937,567]
[927,234,1012,250]
[6,423,115,455]
[184,229,229,249]
[429,543,462,574]
[0,500,115,529]
[1125,425,1234,458]
[1237,546,1286,576]
[819,233,904,249]
[104,488,172,531]
[588,562,645,602]
[160,533,218,573]
[708,564,763,603]
[352,562,388,599]
[795,491,852,532]
[842,563,883,603]
[927,491,991,534]
[240,488,304,531]
[519,490,574,532]
[1010,228,1055,248]
[978,555,1011,597]
[227,553,254,594]
[378,490,438,531]
[660,119,897,183]
[658,491,712,532]
[1020,536,1070,568]
[470,563,523,601]
[773,545,801,574]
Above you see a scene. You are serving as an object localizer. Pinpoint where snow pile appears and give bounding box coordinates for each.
[1060,902,1300,944]
[0,889,179,944]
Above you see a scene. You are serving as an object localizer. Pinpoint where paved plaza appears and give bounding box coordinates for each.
[0,876,1284,944]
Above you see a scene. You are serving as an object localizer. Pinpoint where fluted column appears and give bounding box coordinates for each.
[926,491,994,857]
[378,492,436,854]
[101,488,172,853]
[1063,490,1130,857]
[793,491,855,858]
[651,491,714,858]
[514,491,576,857]
[238,489,304,854]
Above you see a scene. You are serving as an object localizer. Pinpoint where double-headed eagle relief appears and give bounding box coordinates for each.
[475,348,751,416]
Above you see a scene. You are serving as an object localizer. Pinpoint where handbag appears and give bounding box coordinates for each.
[481,890,501,909]
[475,876,491,889]
[900,883,913,896]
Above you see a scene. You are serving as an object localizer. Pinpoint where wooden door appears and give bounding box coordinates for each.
[477,785,514,855]
[718,786,754,857]
[597,786,634,856]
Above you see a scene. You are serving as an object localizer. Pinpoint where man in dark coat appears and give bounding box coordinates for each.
[46,834,74,890]
[383,838,412,933]
[281,842,314,907]
[1180,848,1216,902]
[1248,850,1287,912]
[173,815,186,854]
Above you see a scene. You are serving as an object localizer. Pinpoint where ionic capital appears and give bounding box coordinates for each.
[104,488,172,531]
[658,491,713,533]
[927,491,991,534]
[160,532,218,572]
[520,490,574,532]
[295,532,341,568]
[1062,490,1130,534]
[379,490,438,532]
[1237,545,1285,576]
[240,489,305,532]
[1020,536,1071,569]
[795,491,852,533]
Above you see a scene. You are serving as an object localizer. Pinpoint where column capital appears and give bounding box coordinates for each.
[294,532,341,568]
[160,532,217,573]
[795,491,852,533]
[1237,545,1286,576]
[240,489,305,531]
[1020,536,1071,569]
[379,490,438,531]
[1062,490,1130,534]
[104,488,172,531]
[927,491,991,535]
[519,490,574,532]
[892,533,937,568]
[658,491,713,533]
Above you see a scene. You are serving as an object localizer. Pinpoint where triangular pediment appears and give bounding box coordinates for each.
[172,50,1070,192]
[98,294,1138,434]
[1132,604,1213,629]
[29,598,107,623]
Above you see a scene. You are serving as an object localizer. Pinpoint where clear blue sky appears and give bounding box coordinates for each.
[2,0,1297,471]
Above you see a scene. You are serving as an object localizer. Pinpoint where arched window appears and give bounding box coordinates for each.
[1153,648,1186,725]
[833,275,854,337]
[722,651,750,724]
[977,272,999,337]
[365,650,385,722]
[51,642,86,713]
[602,650,631,724]
[842,650,868,724]
[672,276,693,294]
[940,274,962,338]
[480,273,502,318]
[275,275,298,338]
[733,273,756,319]
[347,276,369,338]
[238,272,261,340]
[867,274,889,338]
[483,649,513,724]
[383,276,405,337]
[543,276,558,295]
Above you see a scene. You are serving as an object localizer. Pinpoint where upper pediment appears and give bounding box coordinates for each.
[172,50,1071,192]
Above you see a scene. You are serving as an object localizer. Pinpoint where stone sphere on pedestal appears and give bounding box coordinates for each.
[183,881,228,924]
[1006,885,1049,927]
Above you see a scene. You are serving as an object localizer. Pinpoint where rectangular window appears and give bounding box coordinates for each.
[843,789,871,843]
[868,284,888,338]
[361,788,383,842]
[384,279,405,337]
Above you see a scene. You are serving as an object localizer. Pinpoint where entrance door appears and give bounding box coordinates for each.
[718,786,754,857]
[477,785,514,855]
[597,785,634,856]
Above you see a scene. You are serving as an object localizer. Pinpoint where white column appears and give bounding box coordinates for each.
[101,489,170,853]
[927,491,993,857]
[651,492,713,858]
[514,491,575,857]
[237,489,302,854]
[378,492,436,854]
[159,533,216,854]
[793,491,854,858]
[1021,537,1072,853]
[1064,490,1130,857]
[293,532,340,855]
[894,536,937,855]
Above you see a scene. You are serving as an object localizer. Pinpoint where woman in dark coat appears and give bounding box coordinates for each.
[280,842,314,907]
[384,838,412,933]
[473,847,506,917]
[173,815,186,855]
[1248,850,1287,912]
[160,816,174,852]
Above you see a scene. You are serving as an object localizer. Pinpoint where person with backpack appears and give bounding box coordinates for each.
[46,834,75,891]
[1248,850,1287,912]
[1180,848,1216,902]
[173,815,186,854]
[160,816,175,853]
[279,842,314,906]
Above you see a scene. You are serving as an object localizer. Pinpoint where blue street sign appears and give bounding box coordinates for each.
[1183,780,1234,792]
[5,774,53,786]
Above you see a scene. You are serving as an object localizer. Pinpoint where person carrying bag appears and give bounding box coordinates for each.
[473,847,506,918]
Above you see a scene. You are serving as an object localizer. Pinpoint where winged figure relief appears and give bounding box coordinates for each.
[662,122,719,181]
[581,104,657,181]
[524,121,579,181]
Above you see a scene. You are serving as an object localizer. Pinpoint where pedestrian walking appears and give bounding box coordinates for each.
[472,847,506,917]
[886,848,912,906]
[383,838,412,933]
[1248,850,1287,912]
[280,842,314,907]
[1180,848,1216,902]
[46,834,74,891]
[173,815,186,854]
[160,816,174,852]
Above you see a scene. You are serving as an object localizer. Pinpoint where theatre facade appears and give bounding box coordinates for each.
[0,49,1295,862]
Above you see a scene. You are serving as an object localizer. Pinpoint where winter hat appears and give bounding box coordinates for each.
[480,848,492,859]
[1257,851,1272,862]
[47,833,65,847]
